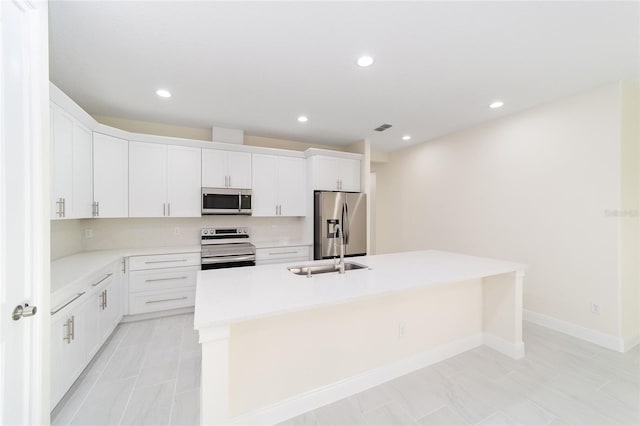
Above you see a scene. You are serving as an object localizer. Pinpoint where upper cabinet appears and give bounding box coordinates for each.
[129,142,201,217]
[202,149,251,189]
[252,154,305,217]
[50,102,93,219]
[310,156,361,192]
[93,133,129,218]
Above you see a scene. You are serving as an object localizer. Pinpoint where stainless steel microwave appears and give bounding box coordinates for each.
[201,188,252,215]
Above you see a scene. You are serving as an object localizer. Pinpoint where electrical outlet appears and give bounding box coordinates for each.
[84,229,93,239]
[591,303,601,315]
[398,322,406,338]
[174,227,181,236]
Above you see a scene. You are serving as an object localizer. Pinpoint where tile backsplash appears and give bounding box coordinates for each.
[51,216,309,260]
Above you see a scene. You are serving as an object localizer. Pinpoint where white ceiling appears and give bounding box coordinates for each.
[48,1,640,152]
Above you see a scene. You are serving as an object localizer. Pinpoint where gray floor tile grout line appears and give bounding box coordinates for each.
[63,323,132,426]
[116,320,155,426]
[167,315,188,425]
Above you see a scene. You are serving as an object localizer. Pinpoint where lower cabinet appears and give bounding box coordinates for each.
[50,262,122,409]
[255,245,311,266]
[126,253,200,315]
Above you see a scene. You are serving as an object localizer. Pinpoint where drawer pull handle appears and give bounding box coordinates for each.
[145,296,188,304]
[269,251,298,255]
[91,273,113,287]
[144,259,188,264]
[51,292,86,315]
[145,276,188,282]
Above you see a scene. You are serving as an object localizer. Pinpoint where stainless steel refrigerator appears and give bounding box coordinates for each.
[314,191,367,260]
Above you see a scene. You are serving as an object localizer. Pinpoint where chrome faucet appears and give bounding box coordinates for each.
[333,224,345,274]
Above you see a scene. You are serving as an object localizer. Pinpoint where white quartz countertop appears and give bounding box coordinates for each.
[252,240,312,249]
[194,250,526,330]
[51,246,201,299]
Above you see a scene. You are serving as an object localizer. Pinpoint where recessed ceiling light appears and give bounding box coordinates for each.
[402,135,412,141]
[297,115,308,123]
[357,56,374,67]
[489,100,504,109]
[156,89,171,98]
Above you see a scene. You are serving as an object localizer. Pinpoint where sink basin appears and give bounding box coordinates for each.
[288,262,368,276]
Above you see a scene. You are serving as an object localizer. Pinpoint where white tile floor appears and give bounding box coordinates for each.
[52,314,640,426]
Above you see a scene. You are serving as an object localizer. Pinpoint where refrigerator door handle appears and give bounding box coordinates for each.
[343,201,350,245]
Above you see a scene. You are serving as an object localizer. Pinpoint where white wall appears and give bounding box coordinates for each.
[373,82,638,342]
[50,216,307,260]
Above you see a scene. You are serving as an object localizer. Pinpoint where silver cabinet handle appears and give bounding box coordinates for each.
[56,198,64,217]
[51,291,86,315]
[144,259,188,264]
[91,273,112,287]
[168,203,171,216]
[163,203,166,216]
[70,315,75,341]
[61,198,66,217]
[269,251,297,255]
[145,276,188,282]
[145,296,187,304]
[99,290,105,310]
[63,318,72,344]
[104,289,108,309]
[96,201,99,217]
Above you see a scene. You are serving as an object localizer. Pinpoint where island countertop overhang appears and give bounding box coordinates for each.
[194,250,526,330]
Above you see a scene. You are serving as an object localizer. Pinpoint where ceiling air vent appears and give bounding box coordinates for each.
[374,124,392,132]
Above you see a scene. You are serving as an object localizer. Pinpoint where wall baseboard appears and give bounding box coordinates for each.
[623,332,640,352]
[523,309,626,352]
[483,333,525,359]
[229,333,484,425]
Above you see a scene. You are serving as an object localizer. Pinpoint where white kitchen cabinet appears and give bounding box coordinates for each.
[129,142,201,217]
[255,245,311,266]
[93,132,129,218]
[252,154,305,217]
[50,102,93,219]
[126,252,200,315]
[311,156,361,192]
[202,149,251,189]
[50,261,123,409]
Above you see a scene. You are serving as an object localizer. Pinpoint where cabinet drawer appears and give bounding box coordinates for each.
[129,266,198,293]
[255,246,310,263]
[128,252,200,271]
[128,288,195,315]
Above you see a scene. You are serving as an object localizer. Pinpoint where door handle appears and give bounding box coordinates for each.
[12,303,37,321]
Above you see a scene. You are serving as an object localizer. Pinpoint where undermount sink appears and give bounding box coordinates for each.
[288,262,368,276]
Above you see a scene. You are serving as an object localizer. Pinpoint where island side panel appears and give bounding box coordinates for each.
[481,271,525,358]
[200,325,230,425]
[226,278,483,419]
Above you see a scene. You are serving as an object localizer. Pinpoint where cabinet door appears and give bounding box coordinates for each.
[100,275,122,341]
[278,157,306,216]
[72,123,93,218]
[81,292,101,360]
[167,145,201,217]
[251,154,278,216]
[201,149,227,188]
[51,104,74,219]
[129,141,166,217]
[93,133,129,218]
[339,158,361,192]
[50,314,67,408]
[227,152,252,189]
[313,156,341,191]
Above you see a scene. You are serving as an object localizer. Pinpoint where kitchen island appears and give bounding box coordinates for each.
[194,250,526,425]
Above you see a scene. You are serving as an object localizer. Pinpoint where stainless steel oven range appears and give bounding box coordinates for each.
[201,227,256,270]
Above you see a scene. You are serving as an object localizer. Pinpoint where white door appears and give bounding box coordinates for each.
[278,156,306,216]
[313,156,340,191]
[0,0,49,424]
[129,141,166,217]
[227,151,252,189]
[201,148,227,188]
[167,145,201,217]
[50,103,73,219]
[251,154,278,216]
[93,132,128,218]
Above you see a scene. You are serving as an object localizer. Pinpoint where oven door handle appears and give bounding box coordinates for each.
[201,255,256,264]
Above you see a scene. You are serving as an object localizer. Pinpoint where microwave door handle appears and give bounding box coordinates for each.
[238,191,242,212]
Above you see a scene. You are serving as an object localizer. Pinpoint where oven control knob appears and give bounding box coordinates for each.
[203,229,209,235]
